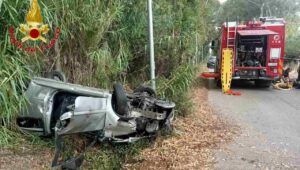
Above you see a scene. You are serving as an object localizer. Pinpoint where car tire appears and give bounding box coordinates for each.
[112,83,129,116]
[134,85,156,97]
[46,71,67,82]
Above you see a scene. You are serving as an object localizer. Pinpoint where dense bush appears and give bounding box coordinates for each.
[0,0,219,127]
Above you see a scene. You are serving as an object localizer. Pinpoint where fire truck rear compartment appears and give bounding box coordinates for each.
[236,35,267,67]
[235,35,268,78]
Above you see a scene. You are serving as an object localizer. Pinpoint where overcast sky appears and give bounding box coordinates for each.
[219,0,227,3]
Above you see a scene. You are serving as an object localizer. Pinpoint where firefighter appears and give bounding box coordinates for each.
[273,67,293,90]
[295,66,300,89]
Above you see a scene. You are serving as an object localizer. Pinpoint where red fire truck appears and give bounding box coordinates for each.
[208,17,286,87]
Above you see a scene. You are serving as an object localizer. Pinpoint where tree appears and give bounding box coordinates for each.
[218,0,300,22]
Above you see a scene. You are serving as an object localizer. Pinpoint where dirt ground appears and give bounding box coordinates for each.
[0,87,238,170]
[124,87,239,169]
[0,145,53,170]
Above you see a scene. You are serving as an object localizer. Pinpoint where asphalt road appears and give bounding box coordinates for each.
[206,80,300,169]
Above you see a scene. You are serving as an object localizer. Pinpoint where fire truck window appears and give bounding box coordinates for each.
[236,35,267,67]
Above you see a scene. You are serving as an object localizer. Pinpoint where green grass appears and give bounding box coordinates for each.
[0,127,54,149]
[0,127,22,148]
[85,140,150,169]
[157,64,197,116]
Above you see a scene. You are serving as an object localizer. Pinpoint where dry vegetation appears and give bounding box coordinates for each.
[0,141,53,170]
[124,86,240,169]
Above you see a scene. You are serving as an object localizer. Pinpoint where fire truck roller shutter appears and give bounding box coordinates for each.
[237,30,278,36]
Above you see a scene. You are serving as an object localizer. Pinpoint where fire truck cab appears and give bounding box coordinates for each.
[215,17,286,87]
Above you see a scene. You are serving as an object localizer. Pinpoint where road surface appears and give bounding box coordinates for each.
[207,80,300,169]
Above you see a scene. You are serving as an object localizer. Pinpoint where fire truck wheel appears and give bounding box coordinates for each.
[255,80,271,88]
[215,79,221,88]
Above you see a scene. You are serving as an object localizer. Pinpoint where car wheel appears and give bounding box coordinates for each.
[112,83,129,116]
[134,85,156,97]
[46,71,67,82]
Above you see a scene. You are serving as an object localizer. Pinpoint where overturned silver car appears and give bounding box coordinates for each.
[18,77,175,141]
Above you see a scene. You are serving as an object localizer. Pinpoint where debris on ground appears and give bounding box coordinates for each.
[124,87,240,169]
